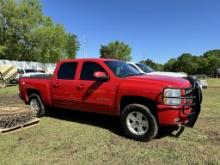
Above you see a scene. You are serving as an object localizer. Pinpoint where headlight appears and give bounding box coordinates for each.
[163,88,181,105]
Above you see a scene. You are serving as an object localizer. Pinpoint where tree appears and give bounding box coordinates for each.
[176,53,194,73]
[201,50,220,75]
[0,0,79,62]
[0,45,7,56]
[138,49,220,75]
[0,0,44,60]
[164,53,200,74]
[203,49,220,58]
[206,56,220,76]
[164,58,177,71]
[29,23,68,62]
[66,34,80,59]
[100,41,132,61]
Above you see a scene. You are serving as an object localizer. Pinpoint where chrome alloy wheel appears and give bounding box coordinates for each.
[126,111,149,136]
[30,99,40,114]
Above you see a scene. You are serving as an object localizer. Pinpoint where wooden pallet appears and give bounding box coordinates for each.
[0,118,40,135]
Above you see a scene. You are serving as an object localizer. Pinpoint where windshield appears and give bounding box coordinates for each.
[136,63,155,73]
[104,61,143,78]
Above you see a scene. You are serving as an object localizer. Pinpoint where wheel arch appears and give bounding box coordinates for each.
[120,95,157,118]
[26,88,42,103]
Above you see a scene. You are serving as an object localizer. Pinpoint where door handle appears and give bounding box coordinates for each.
[77,84,86,90]
[53,83,60,88]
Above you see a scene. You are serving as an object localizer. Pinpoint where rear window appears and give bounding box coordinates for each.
[57,62,77,80]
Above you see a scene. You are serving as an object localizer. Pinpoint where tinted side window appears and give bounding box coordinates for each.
[80,62,106,80]
[57,62,77,80]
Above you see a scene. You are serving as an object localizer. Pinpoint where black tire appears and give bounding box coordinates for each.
[121,104,158,141]
[29,94,45,117]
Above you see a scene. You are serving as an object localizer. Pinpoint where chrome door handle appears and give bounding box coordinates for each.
[77,84,86,90]
[53,83,60,88]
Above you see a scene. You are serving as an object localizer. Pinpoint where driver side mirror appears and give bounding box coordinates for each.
[93,71,109,81]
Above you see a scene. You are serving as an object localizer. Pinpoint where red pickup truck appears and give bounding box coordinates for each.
[19,58,201,141]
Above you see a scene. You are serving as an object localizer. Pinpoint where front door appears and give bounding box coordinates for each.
[75,61,118,114]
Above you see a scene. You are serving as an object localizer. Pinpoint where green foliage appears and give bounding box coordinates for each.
[203,49,220,58]
[164,50,220,75]
[136,49,220,75]
[176,53,200,74]
[206,56,220,75]
[0,45,7,55]
[0,0,79,62]
[100,41,132,61]
[66,33,80,59]
[164,53,201,74]
[202,50,220,75]
[164,58,176,71]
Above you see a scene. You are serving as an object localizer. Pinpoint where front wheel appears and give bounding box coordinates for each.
[29,94,45,117]
[121,104,158,141]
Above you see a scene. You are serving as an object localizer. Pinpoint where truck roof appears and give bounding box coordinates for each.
[58,58,119,63]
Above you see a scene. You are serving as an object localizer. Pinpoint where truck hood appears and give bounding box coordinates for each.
[146,71,187,78]
[124,75,191,88]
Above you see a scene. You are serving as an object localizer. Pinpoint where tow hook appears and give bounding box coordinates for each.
[171,126,185,138]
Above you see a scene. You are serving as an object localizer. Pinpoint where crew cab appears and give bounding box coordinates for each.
[19,58,201,141]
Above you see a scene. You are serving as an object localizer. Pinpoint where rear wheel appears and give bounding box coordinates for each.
[121,104,158,141]
[29,94,45,117]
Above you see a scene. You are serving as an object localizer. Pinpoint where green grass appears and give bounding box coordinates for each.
[0,85,18,94]
[207,78,220,88]
[0,80,220,165]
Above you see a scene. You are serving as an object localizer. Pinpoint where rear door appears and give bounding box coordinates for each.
[75,61,118,114]
[51,62,79,109]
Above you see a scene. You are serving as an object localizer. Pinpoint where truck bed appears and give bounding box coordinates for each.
[21,73,53,79]
[19,75,53,106]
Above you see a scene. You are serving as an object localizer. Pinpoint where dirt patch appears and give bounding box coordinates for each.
[0,107,28,114]
[0,93,24,107]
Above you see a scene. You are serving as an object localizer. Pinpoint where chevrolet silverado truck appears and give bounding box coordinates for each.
[19,58,201,141]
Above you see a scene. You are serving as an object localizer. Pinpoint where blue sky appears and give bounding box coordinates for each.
[41,0,220,63]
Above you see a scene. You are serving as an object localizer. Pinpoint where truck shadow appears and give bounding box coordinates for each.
[46,108,185,140]
[46,108,122,137]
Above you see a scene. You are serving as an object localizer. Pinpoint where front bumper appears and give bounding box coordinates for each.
[157,86,201,127]
[185,86,201,127]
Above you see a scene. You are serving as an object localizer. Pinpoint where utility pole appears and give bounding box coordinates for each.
[82,34,87,58]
